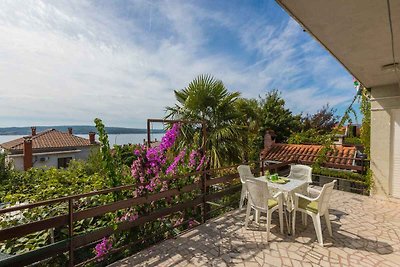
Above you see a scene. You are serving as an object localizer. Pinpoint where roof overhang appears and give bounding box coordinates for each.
[276,0,400,88]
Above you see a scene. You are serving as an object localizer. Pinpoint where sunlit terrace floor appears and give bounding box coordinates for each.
[110,189,400,267]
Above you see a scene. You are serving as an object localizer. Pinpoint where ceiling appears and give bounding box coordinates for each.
[276,0,400,88]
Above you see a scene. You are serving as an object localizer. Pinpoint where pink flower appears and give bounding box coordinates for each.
[166,149,186,175]
[94,237,112,258]
[189,150,199,168]
[174,217,184,227]
[146,147,161,163]
[159,123,180,151]
[196,155,207,171]
[188,219,196,228]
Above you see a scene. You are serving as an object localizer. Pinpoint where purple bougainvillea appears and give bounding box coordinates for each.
[94,123,212,259]
[159,123,180,152]
[94,237,112,259]
[196,155,207,171]
[166,148,186,176]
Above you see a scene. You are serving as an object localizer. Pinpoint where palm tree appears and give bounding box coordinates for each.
[234,98,262,162]
[166,74,243,168]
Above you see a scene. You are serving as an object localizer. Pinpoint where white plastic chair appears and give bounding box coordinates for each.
[245,179,284,242]
[237,165,255,209]
[287,164,313,183]
[292,180,337,246]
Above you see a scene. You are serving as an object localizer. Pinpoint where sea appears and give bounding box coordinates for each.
[0,133,165,146]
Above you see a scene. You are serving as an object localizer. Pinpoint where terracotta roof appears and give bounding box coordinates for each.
[0,129,97,153]
[261,143,357,167]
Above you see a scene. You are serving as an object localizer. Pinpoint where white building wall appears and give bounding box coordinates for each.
[370,83,400,196]
[8,146,99,171]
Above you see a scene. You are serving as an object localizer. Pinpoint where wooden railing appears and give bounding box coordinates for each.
[0,158,368,266]
[0,160,283,266]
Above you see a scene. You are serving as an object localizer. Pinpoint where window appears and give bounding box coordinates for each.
[58,157,72,169]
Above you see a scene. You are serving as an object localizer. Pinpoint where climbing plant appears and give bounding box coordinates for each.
[359,86,371,158]
[313,79,364,168]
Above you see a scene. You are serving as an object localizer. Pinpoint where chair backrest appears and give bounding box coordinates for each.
[246,179,270,210]
[237,165,255,184]
[288,164,312,183]
[317,180,336,214]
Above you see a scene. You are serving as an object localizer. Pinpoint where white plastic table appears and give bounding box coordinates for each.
[253,176,308,234]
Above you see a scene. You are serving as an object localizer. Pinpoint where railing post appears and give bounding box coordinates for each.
[261,159,265,176]
[68,198,74,267]
[200,121,210,223]
[201,169,206,223]
[146,119,151,147]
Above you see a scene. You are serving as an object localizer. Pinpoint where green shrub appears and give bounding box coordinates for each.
[312,166,366,182]
[343,137,362,145]
[288,129,332,145]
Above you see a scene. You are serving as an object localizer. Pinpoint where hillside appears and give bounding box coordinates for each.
[0,126,165,135]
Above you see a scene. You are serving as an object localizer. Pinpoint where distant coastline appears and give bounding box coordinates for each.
[0,125,165,135]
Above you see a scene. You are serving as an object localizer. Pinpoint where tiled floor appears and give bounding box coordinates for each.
[110,189,400,266]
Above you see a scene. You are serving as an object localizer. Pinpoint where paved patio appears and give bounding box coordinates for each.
[110,189,400,266]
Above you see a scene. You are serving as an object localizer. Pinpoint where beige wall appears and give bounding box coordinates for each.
[370,83,400,196]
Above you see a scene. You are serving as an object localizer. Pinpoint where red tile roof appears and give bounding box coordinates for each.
[261,143,357,167]
[0,129,97,153]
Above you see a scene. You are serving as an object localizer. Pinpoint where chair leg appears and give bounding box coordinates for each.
[311,214,323,246]
[266,210,272,242]
[292,210,296,235]
[245,203,252,229]
[279,203,284,234]
[304,213,307,226]
[239,187,246,209]
[254,210,260,223]
[325,210,333,237]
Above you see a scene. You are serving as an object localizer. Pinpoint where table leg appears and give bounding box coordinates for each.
[284,208,289,234]
[285,209,293,235]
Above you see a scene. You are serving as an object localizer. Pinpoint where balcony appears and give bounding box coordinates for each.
[111,189,400,267]
[0,161,394,266]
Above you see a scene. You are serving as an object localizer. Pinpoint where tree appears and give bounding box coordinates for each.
[258,90,301,144]
[166,74,243,168]
[301,104,339,134]
[234,98,261,162]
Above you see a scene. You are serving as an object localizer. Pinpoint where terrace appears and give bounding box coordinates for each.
[111,189,400,267]
[0,157,394,267]
[0,1,398,265]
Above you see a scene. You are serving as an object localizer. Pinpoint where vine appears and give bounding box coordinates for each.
[360,86,371,158]
[313,80,366,167]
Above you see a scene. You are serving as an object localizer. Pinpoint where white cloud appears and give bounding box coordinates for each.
[282,87,351,114]
[0,0,354,128]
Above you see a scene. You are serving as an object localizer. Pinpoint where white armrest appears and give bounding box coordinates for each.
[272,191,283,199]
[294,192,318,202]
[307,187,321,195]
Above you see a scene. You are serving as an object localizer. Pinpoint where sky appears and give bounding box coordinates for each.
[0,0,358,128]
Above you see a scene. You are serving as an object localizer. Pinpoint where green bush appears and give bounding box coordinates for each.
[343,136,362,145]
[288,129,332,144]
[312,166,366,182]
